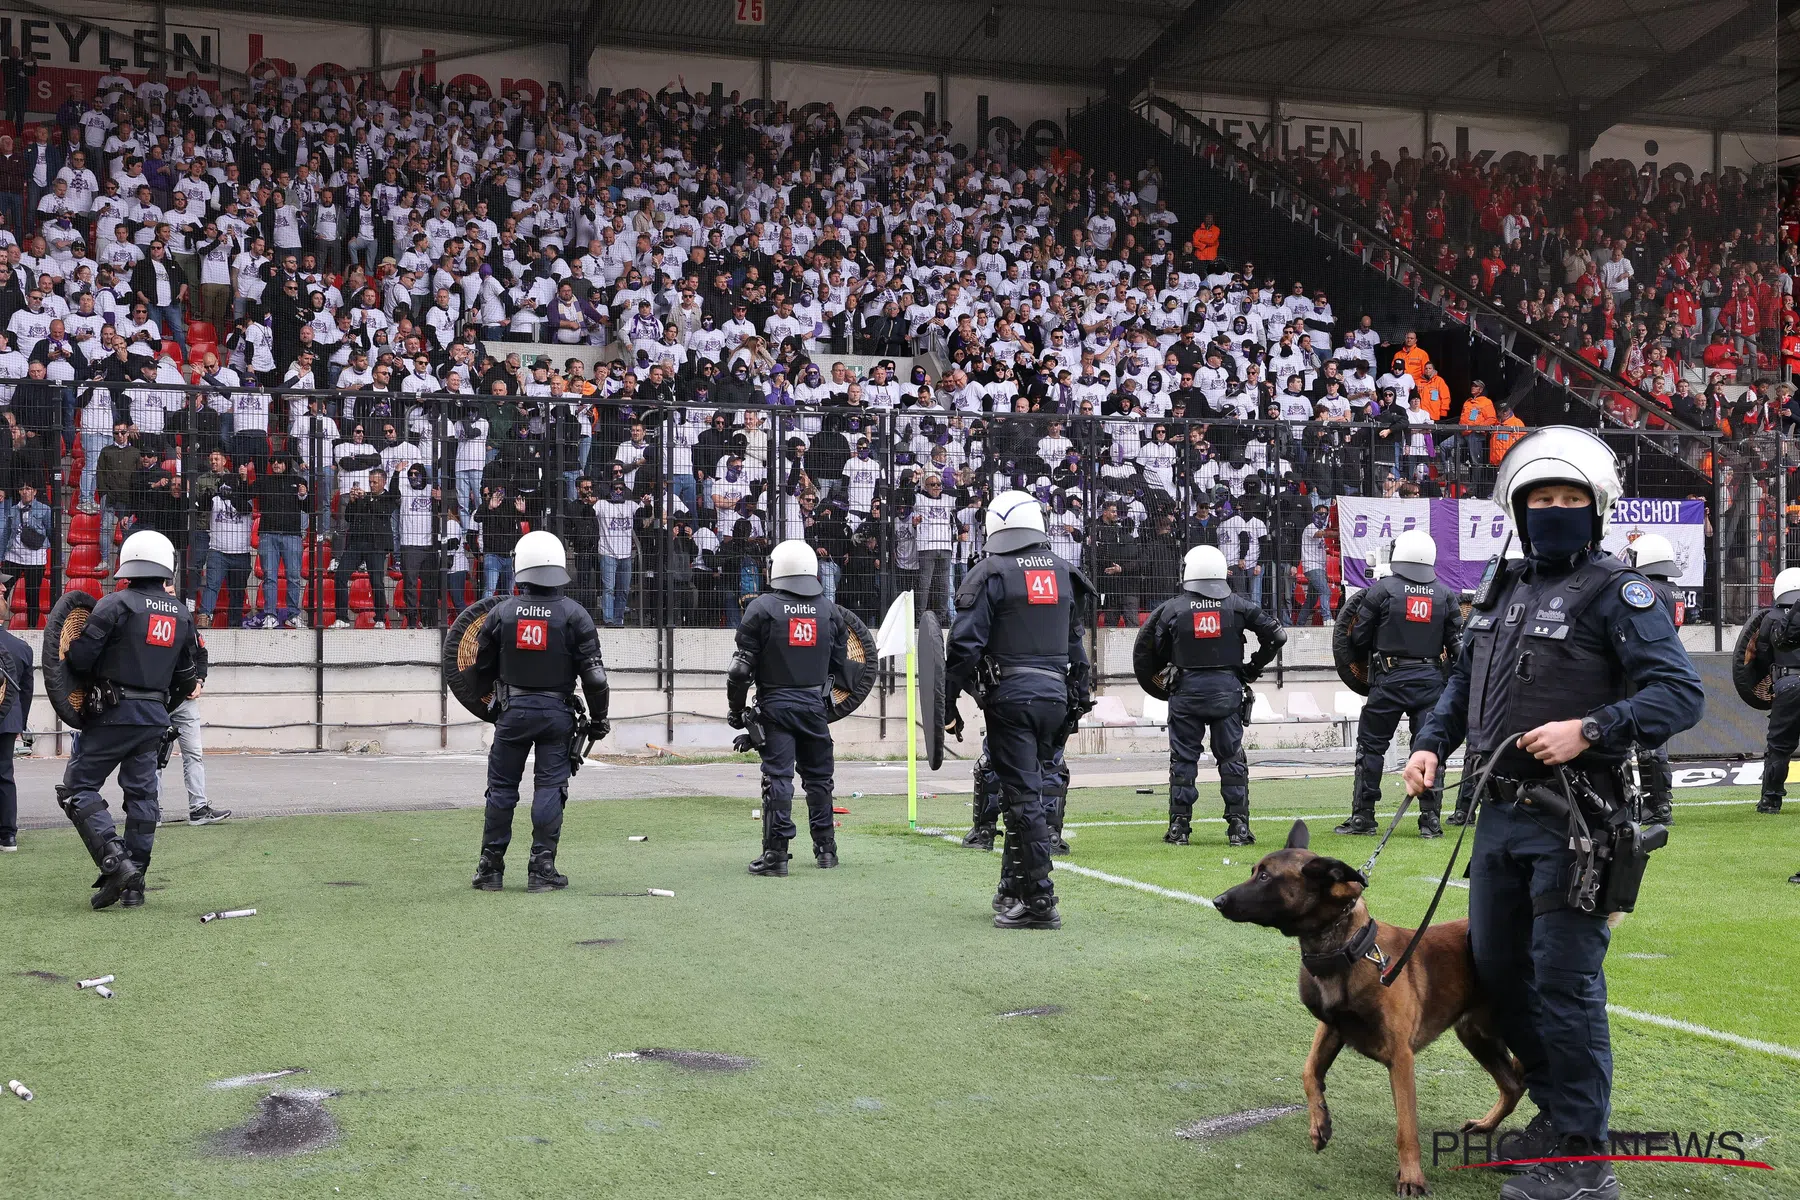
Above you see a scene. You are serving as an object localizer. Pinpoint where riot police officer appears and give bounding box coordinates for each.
[947,491,1091,929]
[1754,565,1800,816]
[962,740,1071,854]
[1406,427,1702,1200]
[728,540,851,876]
[1340,529,1460,838]
[58,530,202,910]
[1628,533,1681,825]
[470,531,610,892]
[1141,545,1283,847]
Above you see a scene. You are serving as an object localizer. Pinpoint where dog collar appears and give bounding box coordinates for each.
[1301,921,1385,978]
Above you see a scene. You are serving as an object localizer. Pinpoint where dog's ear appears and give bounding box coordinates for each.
[1302,856,1367,890]
[1285,820,1309,851]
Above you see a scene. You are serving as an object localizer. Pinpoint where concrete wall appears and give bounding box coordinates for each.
[12,623,1741,758]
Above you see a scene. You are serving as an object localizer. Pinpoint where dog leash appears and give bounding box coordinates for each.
[1356,792,1414,880]
[1378,738,1520,989]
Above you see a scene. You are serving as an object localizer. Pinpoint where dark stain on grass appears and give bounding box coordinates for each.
[209,1091,339,1157]
[637,1049,756,1072]
[1176,1104,1304,1141]
[575,938,623,947]
[19,970,65,982]
[323,881,367,887]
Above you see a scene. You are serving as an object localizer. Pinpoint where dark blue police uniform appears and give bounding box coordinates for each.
[1345,573,1460,834]
[966,737,1069,852]
[729,590,851,872]
[1143,589,1282,844]
[1415,548,1701,1149]
[948,545,1090,923]
[1755,595,1800,814]
[61,583,202,907]
[0,625,33,846]
[472,591,608,888]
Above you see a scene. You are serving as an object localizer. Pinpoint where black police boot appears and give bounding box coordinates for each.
[1048,830,1070,856]
[994,895,1061,930]
[1444,799,1473,826]
[1493,1110,1556,1175]
[814,840,839,869]
[1757,795,1783,814]
[748,845,790,877]
[1418,811,1443,839]
[1789,868,1800,885]
[90,838,143,911]
[1225,816,1256,846]
[1163,815,1191,845]
[526,851,569,892]
[1333,808,1379,835]
[1645,799,1673,825]
[1499,1142,1618,1200]
[472,849,505,891]
[961,823,996,850]
[121,886,146,908]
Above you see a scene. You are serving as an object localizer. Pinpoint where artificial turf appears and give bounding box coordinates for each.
[2,774,1797,1198]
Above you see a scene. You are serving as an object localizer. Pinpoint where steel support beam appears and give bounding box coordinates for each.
[1106,0,1236,100]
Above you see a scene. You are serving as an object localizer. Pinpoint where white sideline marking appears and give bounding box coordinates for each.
[1605,1007,1800,1063]
[1062,798,1756,829]
[916,829,1800,1064]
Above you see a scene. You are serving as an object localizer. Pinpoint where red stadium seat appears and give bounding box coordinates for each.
[69,512,99,545]
[349,575,373,611]
[303,579,336,612]
[188,321,217,343]
[67,544,102,576]
[188,342,218,365]
[160,341,183,361]
[354,613,376,629]
[64,577,104,597]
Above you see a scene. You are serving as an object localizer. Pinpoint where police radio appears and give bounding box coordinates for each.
[1471,532,1513,611]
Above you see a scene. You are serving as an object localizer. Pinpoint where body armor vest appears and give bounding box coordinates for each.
[1768,601,1800,670]
[1169,594,1246,670]
[95,587,189,692]
[497,595,579,691]
[1464,556,1628,769]
[982,550,1074,661]
[1372,576,1453,659]
[754,592,831,688]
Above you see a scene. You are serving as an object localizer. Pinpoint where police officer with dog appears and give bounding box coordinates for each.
[1139,544,1283,848]
[946,491,1091,929]
[57,530,202,909]
[1627,534,1681,825]
[1406,427,1702,1200]
[1340,529,1460,838]
[729,540,851,876]
[1753,565,1800,817]
[469,530,610,893]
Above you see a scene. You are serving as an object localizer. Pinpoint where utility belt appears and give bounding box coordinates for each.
[1485,766,1668,916]
[972,659,1064,707]
[499,684,575,712]
[84,681,170,719]
[1376,653,1438,671]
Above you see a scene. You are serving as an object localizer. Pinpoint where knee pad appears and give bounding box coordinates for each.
[61,789,109,825]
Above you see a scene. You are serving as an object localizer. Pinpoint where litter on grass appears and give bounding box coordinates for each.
[209,1090,339,1157]
[201,908,258,923]
[7,1080,31,1101]
[628,835,648,842]
[997,1005,1064,1019]
[626,1049,756,1072]
[210,1068,307,1090]
[92,985,114,999]
[77,974,114,989]
[647,888,675,898]
[1176,1105,1304,1141]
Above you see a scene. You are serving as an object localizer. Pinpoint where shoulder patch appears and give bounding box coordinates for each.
[1621,579,1656,610]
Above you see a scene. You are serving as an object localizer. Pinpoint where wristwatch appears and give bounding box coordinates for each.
[1579,716,1604,747]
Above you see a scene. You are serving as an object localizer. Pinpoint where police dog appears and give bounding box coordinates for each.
[1214,821,1524,1196]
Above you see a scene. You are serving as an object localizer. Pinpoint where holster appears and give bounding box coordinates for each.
[86,679,120,719]
[491,680,512,716]
[156,725,179,770]
[972,658,1000,708]
[733,705,767,754]
[1238,683,1254,726]
[1524,767,1667,915]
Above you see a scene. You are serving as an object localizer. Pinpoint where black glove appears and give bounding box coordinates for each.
[592,718,611,741]
[945,701,965,742]
[727,709,747,730]
[1241,663,1263,684]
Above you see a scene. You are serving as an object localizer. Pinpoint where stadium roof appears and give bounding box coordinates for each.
[189,0,1797,136]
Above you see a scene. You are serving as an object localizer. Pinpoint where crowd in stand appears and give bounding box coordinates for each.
[0,55,1785,631]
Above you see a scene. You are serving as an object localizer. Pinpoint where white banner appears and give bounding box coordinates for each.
[1337,498,1431,574]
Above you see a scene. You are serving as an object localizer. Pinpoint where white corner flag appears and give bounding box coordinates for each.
[875,592,920,826]
[875,591,915,660]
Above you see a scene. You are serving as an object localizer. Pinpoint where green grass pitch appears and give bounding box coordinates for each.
[3,775,1798,1198]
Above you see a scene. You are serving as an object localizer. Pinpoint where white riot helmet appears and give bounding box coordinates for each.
[1491,425,1622,554]
[1371,561,1394,580]
[513,529,570,587]
[1182,544,1229,599]
[1775,567,1800,605]
[1629,533,1677,580]
[985,489,1048,554]
[1390,529,1438,584]
[116,529,176,581]
[769,539,822,597]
